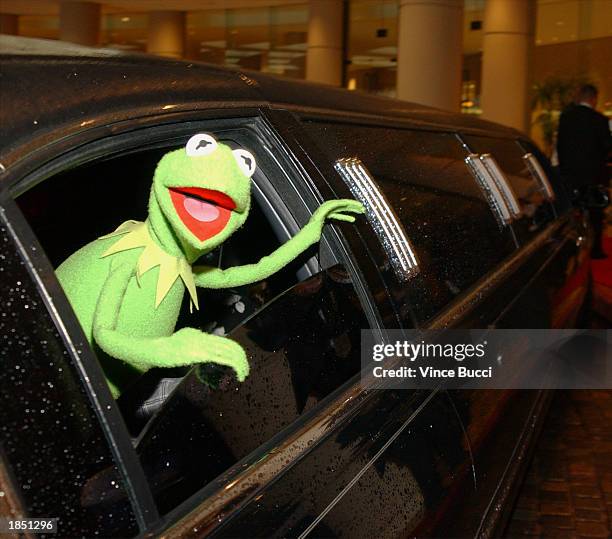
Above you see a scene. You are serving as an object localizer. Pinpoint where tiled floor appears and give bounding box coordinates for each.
[506,390,612,538]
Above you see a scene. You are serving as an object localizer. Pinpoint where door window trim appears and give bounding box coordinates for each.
[479,153,523,218]
[334,156,419,282]
[464,153,513,226]
[522,152,556,201]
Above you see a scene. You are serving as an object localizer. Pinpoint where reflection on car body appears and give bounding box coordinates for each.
[0,36,592,538]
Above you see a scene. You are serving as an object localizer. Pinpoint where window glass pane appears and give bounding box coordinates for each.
[186,10,227,64]
[133,263,368,513]
[301,119,517,324]
[536,0,612,44]
[462,135,556,243]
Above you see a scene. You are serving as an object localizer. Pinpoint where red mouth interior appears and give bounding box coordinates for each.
[169,187,236,242]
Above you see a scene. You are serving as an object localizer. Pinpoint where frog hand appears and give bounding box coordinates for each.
[311,199,365,225]
[184,329,250,382]
[94,326,249,382]
[141,328,250,382]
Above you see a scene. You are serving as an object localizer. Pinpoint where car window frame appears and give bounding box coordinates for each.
[0,191,159,533]
[2,111,388,535]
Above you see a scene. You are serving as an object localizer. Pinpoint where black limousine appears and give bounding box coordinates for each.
[0,37,592,538]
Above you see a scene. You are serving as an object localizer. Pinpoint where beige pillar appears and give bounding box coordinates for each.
[147,11,186,59]
[481,0,535,132]
[397,0,463,111]
[0,14,19,35]
[59,1,100,46]
[306,0,344,86]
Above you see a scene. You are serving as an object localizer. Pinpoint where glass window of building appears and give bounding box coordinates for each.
[101,13,147,52]
[185,4,308,79]
[18,15,59,41]
[346,0,398,96]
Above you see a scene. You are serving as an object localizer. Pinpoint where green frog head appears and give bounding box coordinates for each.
[149,133,256,261]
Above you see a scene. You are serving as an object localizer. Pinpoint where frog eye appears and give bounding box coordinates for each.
[232,149,256,177]
[186,133,218,157]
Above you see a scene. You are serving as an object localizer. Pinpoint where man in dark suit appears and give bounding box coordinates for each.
[557,84,612,259]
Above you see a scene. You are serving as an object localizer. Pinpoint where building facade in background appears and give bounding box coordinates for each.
[1,0,611,149]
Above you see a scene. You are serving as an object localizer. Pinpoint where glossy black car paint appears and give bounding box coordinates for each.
[0,36,513,181]
[0,38,591,538]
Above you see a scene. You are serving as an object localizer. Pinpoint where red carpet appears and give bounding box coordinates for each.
[591,236,612,289]
[591,210,612,323]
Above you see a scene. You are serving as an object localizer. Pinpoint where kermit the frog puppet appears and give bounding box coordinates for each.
[57,133,364,397]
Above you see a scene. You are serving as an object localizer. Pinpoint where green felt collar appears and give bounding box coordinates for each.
[100,220,199,310]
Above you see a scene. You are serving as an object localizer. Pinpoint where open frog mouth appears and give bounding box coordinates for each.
[169,187,236,242]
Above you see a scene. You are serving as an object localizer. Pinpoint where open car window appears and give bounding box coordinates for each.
[12,120,373,523]
[17,134,318,361]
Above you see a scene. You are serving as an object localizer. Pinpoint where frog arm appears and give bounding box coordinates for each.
[91,262,249,395]
[193,217,320,289]
[193,198,364,289]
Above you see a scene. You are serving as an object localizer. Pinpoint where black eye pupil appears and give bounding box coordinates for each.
[241,155,252,169]
[196,140,211,150]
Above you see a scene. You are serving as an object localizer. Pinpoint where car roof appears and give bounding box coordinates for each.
[0,36,519,171]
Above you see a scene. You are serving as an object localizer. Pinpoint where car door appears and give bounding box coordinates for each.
[259,112,508,537]
[3,111,396,537]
